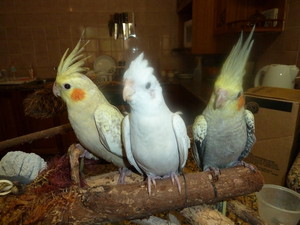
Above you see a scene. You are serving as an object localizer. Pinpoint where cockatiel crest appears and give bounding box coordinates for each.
[57,40,89,78]
[216,30,254,89]
[123,53,162,107]
[124,53,154,81]
[53,39,105,106]
[212,27,254,111]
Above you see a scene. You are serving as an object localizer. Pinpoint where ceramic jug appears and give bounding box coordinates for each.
[254,64,299,89]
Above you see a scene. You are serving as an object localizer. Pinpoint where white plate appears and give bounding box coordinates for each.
[94,55,117,75]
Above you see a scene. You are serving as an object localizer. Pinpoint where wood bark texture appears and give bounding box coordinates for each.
[181,204,235,225]
[68,144,84,185]
[227,200,267,225]
[58,166,263,224]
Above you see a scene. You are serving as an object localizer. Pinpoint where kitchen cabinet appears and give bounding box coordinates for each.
[191,0,219,54]
[177,0,287,54]
[177,0,225,54]
[177,0,193,49]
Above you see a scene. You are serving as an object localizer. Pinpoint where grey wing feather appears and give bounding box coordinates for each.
[122,115,143,175]
[94,104,124,157]
[192,115,207,170]
[172,113,190,171]
[238,109,256,161]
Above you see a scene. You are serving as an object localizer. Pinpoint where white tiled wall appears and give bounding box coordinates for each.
[0,0,179,79]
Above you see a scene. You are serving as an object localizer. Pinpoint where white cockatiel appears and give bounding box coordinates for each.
[52,39,129,183]
[122,53,190,194]
[192,28,256,176]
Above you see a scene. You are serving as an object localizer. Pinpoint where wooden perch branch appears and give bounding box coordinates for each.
[227,200,267,225]
[60,166,264,224]
[0,123,72,151]
[181,205,235,225]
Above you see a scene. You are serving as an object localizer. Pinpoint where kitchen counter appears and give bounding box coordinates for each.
[0,76,213,104]
[0,78,54,92]
[161,77,213,105]
[178,79,213,104]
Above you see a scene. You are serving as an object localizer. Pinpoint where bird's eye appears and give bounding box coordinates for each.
[64,83,71,89]
[145,82,151,89]
[236,91,242,98]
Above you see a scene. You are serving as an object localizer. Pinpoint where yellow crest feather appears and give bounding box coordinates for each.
[57,38,90,78]
[216,26,255,90]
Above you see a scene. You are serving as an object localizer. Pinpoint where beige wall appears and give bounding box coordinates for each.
[0,0,179,79]
[2,0,300,82]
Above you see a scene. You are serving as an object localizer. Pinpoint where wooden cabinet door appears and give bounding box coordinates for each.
[192,0,219,54]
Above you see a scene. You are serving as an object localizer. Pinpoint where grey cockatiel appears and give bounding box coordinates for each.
[52,38,129,183]
[122,53,190,194]
[192,27,256,176]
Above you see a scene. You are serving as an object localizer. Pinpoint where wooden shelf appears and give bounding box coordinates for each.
[189,0,286,54]
[215,19,284,35]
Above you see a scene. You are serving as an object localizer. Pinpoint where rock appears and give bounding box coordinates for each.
[0,151,47,184]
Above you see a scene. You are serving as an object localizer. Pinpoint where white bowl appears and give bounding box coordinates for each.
[256,184,300,225]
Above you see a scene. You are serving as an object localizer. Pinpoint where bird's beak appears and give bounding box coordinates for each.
[123,79,135,102]
[53,82,61,97]
[214,88,228,109]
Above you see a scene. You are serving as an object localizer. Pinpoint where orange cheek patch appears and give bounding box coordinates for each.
[71,88,86,102]
[237,95,245,111]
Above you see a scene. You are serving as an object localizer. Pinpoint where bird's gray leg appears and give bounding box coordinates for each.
[118,168,131,184]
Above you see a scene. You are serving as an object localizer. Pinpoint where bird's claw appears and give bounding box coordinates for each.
[235,161,256,172]
[147,173,182,195]
[205,167,221,182]
[163,172,181,194]
[171,172,181,193]
[147,176,160,195]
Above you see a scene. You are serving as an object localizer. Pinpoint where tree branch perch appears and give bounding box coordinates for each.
[58,166,263,224]
[0,123,72,151]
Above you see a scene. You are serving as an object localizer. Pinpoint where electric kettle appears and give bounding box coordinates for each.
[254,64,299,89]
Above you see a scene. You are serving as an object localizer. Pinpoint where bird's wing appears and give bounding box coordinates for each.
[94,104,124,157]
[192,115,207,170]
[172,113,190,171]
[238,109,256,161]
[122,115,143,175]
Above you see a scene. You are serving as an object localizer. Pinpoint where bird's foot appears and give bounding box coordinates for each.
[235,161,256,172]
[171,172,182,194]
[205,167,221,182]
[75,143,85,152]
[147,175,161,195]
[163,172,182,194]
[118,167,131,184]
